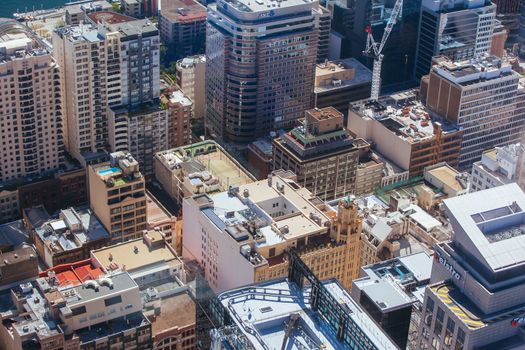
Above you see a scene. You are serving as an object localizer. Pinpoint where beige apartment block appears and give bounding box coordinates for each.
[0,21,63,182]
[88,152,147,244]
[176,55,206,119]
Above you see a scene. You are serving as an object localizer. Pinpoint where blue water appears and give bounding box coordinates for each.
[0,0,69,18]
[98,167,121,176]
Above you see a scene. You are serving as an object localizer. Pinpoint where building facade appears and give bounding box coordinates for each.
[272,107,369,201]
[205,0,321,142]
[0,20,64,182]
[415,0,496,78]
[88,152,147,244]
[423,55,525,170]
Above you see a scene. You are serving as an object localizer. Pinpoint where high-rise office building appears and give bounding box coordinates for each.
[422,54,525,170]
[205,0,322,142]
[0,20,64,183]
[54,13,160,164]
[415,0,496,78]
[88,152,147,244]
[417,183,525,349]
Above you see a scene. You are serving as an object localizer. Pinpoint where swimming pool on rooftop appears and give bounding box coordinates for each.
[98,167,121,176]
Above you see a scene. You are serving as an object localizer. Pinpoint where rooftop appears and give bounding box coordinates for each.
[92,152,143,187]
[149,291,195,335]
[276,108,368,160]
[215,0,316,15]
[432,54,516,86]
[169,89,192,107]
[0,246,37,268]
[91,231,182,273]
[87,11,137,25]
[30,206,109,256]
[160,0,207,23]
[354,252,433,312]
[40,259,105,287]
[177,55,206,68]
[156,141,254,195]
[0,220,31,250]
[314,58,372,93]
[217,278,397,350]
[424,163,469,194]
[349,90,459,144]
[444,183,525,272]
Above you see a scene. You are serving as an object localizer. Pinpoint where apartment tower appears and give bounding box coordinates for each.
[0,20,63,182]
[205,0,322,142]
[415,0,496,78]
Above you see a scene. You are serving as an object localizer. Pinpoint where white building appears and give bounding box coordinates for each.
[0,20,63,182]
[471,143,525,192]
[182,173,334,292]
[176,55,205,119]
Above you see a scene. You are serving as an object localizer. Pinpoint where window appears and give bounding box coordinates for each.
[104,295,122,307]
[72,306,86,316]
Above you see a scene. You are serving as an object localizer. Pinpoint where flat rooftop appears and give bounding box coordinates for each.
[149,292,195,335]
[444,183,525,272]
[91,231,181,273]
[432,54,515,86]
[426,164,465,193]
[215,0,315,14]
[354,252,433,311]
[350,90,459,144]
[315,58,372,93]
[156,141,254,193]
[160,0,206,23]
[32,207,109,254]
[218,279,397,350]
[87,11,136,24]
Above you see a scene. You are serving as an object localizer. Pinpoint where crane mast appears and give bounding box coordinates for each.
[363,0,403,101]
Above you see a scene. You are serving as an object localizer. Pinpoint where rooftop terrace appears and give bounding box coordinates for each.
[350,90,458,144]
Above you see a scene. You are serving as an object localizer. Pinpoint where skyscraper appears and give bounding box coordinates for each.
[205,0,322,142]
[0,20,63,182]
[415,0,496,78]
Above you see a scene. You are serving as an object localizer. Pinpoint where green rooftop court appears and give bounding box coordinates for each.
[375,176,442,204]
